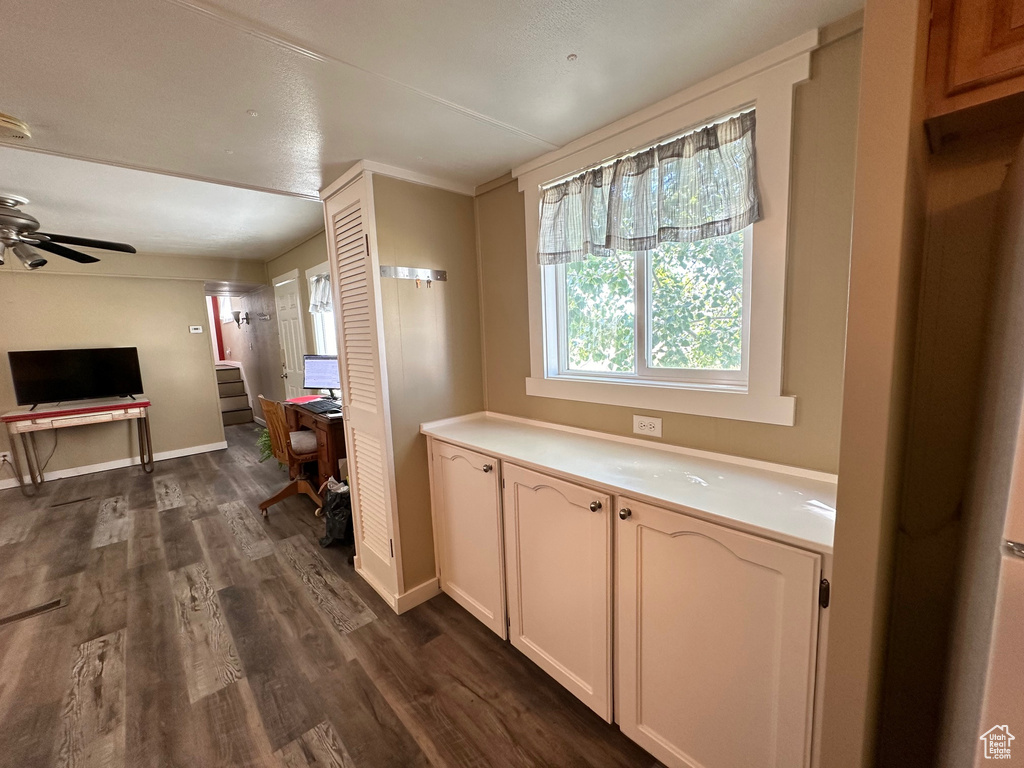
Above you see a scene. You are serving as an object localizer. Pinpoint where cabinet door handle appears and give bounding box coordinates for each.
[590,500,603,512]
[619,508,632,520]
[481,464,493,473]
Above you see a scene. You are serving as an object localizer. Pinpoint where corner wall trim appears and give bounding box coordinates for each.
[0,441,228,491]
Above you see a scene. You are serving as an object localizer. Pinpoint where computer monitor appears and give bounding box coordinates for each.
[303,355,340,397]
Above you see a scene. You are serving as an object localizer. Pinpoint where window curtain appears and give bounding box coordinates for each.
[536,111,761,265]
[308,273,332,313]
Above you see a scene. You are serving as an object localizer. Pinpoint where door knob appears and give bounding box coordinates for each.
[280,373,288,379]
[619,508,632,520]
[590,500,603,512]
[482,464,493,473]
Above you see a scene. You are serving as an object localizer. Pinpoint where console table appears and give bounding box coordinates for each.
[284,401,346,489]
[1,397,154,496]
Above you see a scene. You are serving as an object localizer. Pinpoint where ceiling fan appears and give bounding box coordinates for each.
[0,194,137,270]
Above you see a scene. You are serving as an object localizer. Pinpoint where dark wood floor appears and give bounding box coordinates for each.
[0,424,660,768]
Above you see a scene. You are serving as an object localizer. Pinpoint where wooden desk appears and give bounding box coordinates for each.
[284,402,346,489]
[2,397,154,496]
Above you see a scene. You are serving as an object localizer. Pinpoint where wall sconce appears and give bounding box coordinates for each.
[232,310,250,327]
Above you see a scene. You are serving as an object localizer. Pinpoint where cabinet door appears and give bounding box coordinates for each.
[430,440,506,638]
[325,176,399,597]
[616,497,821,768]
[502,463,612,721]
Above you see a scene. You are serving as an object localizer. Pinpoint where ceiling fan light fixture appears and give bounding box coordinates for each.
[0,113,31,141]
[12,243,47,270]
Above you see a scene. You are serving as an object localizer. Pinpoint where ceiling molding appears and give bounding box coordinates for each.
[475,172,515,197]
[319,160,476,201]
[161,0,559,152]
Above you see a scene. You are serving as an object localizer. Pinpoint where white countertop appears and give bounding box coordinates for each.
[421,412,836,554]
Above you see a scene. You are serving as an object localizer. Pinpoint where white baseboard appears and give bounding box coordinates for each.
[0,441,228,491]
[395,577,441,614]
[354,565,441,616]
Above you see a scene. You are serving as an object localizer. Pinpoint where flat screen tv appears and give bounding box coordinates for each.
[8,347,145,406]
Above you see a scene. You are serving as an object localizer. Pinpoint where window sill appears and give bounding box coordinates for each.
[525,376,795,425]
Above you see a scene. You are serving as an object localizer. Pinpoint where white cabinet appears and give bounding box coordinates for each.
[615,496,822,768]
[501,463,613,721]
[429,440,506,638]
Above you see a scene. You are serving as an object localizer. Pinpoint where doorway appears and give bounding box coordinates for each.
[273,270,307,400]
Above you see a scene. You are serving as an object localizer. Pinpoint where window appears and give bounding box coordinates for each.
[311,307,338,356]
[218,296,235,322]
[306,263,337,356]
[557,230,750,388]
[513,38,812,424]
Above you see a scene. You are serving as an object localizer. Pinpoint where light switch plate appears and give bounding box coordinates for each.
[633,414,663,437]
[189,325,203,334]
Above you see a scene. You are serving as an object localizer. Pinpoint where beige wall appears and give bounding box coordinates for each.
[0,268,228,477]
[877,130,1020,767]
[265,231,330,357]
[373,175,484,590]
[821,0,933,765]
[474,31,861,474]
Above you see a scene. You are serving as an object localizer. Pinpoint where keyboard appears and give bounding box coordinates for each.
[299,399,342,415]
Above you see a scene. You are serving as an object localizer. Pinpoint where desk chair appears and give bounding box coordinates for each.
[257,395,322,517]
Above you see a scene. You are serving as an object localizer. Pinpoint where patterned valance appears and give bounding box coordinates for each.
[536,111,761,265]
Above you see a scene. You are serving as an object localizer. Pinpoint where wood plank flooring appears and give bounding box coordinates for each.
[0,424,661,768]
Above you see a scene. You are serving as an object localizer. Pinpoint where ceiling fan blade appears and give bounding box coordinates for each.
[33,240,101,264]
[36,233,137,253]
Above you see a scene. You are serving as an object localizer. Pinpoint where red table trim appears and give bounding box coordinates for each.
[1,399,152,423]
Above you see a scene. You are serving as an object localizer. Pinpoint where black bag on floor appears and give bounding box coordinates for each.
[318,478,353,548]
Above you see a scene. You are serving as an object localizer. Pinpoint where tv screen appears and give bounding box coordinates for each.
[8,348,145,406]
[303,354,340,390]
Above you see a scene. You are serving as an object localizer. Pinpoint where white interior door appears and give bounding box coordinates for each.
[502,462,612,721]
[431,440,506,638]
[616,496,821,768]
[326,176,400,597]
[274,272,307,400]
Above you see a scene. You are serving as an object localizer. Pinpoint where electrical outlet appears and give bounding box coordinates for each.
[633,415,662,438]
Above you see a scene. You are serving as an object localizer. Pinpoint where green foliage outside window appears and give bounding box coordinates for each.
[561,232,744,374]
[564,253,635,373]
[649,232,744,370]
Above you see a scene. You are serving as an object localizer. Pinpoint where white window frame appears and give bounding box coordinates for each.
[512,31,817,426]
[305,260,337,356]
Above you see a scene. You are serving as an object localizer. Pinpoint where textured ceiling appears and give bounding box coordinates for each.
[0,147,323,261]
[0,0,862,198]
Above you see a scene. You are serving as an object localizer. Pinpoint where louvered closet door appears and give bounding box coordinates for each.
[326,178,398,596]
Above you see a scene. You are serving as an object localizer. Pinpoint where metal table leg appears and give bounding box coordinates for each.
[6,424,35,497]
[23,432,44,489]
[138,411,155,473]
